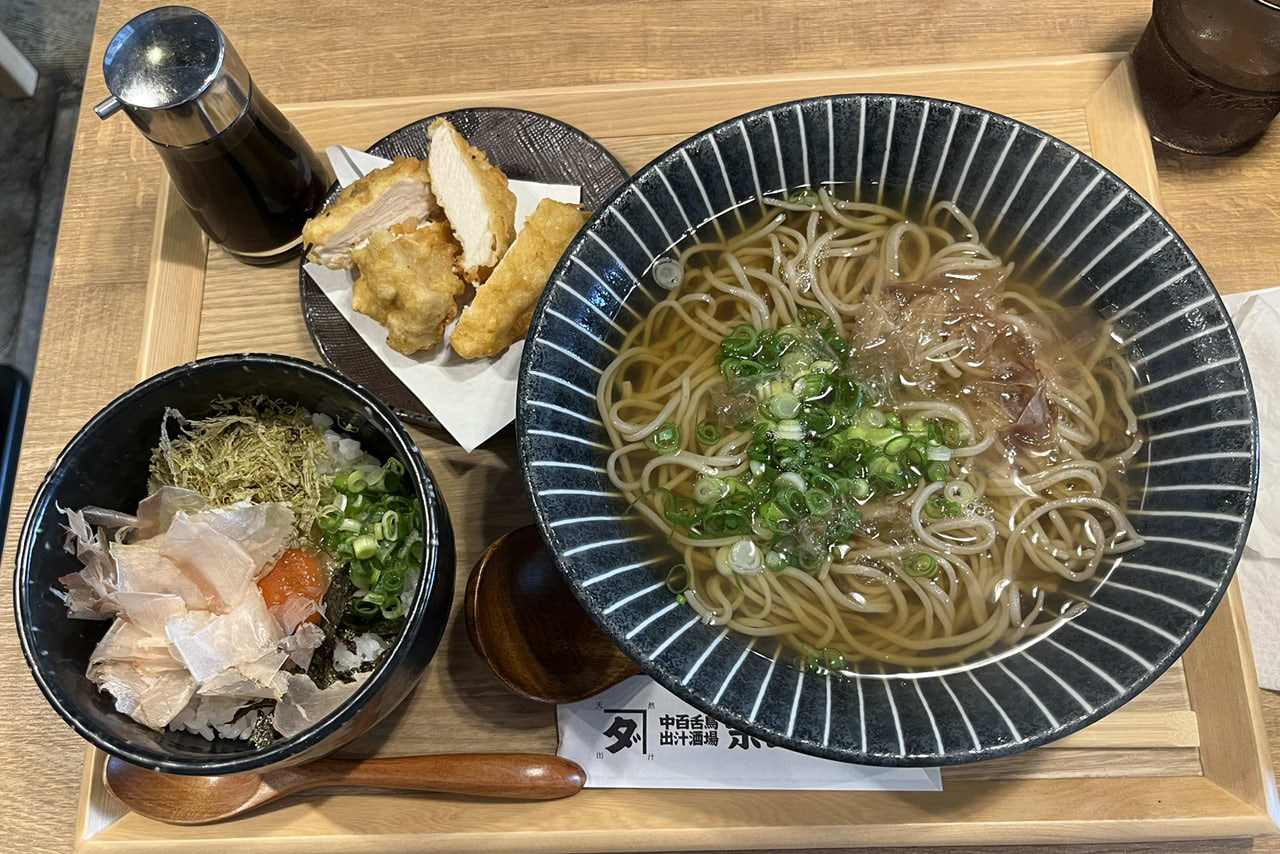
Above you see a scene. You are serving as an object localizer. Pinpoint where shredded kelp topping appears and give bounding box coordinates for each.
[149,397,331,538]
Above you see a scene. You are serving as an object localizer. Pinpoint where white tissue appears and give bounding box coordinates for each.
[305,145,581,453]
[1220,290,1280,688]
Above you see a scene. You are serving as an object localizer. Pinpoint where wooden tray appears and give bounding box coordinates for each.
[75,52,1276,852]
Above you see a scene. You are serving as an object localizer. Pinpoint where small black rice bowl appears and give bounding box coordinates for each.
[14,354,454,775]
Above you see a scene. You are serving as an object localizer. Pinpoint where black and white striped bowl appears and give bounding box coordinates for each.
[515,95,1258,765]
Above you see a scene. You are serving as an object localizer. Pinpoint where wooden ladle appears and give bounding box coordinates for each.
[465,524,640,703]
[105,752,586,824]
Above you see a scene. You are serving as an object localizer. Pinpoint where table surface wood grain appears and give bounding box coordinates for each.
[4,2,1279,852]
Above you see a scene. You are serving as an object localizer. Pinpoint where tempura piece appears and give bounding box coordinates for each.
[451,199,589,359]
[427,118,516,283]
[302,157,440,270]
[350,220,465,355]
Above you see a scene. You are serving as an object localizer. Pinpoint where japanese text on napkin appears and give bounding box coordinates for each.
[558,675,941,790]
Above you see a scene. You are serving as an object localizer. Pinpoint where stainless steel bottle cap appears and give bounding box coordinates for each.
[94,6,251,147]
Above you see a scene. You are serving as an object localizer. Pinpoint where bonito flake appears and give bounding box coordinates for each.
[59,500,315,731]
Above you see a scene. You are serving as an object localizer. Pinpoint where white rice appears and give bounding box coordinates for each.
[317,425,380,476]
[332,632,389,673]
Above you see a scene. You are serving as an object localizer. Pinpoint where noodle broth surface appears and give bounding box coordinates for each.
[597,189,1145,673]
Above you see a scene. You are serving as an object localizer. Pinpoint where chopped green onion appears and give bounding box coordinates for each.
[645,423,682,455]
[779,351,812,378]
[721,324,761,358]
[695,419,722,446]
[347,558,374,588]
[693,477,731,505]
[339,517,363,533]
[352,535,378,560]
[925,460,949,482]
[774,419,805,442]
[926,496,963,518]
[804,489,834,516]
[665,563,691,594]
[722,358,766,381]
[384,457,405,476]
[859,408,886,429]
[795,548,824,572]
[381,510,400,541]
[939,419,963,447]
[775,487,808,517]
[805,469,841,495]
[759,500,790,529]
[801,405,837,435]
[317,506,344,532]
[767,393,802,420]
[883,435,912,455]
[775,471,806,491]
[346,470,368,494]
[662,493,702,526]
[700,509,752,537]
[797,307,830,329]
[332,471,349,491]
[943,480,976,505]
[905,553,938,578]
[794,373,833,402]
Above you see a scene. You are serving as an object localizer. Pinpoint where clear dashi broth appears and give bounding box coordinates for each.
[596,186,1146,674]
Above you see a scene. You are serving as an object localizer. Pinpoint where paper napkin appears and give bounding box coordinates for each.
[557,675,942,790]
[1220,288,1280,689]
[304,145,581,453]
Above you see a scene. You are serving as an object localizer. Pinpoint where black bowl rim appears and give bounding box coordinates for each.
[298,105,630,432]
[14,353,453,774]
[515,92,1260,765]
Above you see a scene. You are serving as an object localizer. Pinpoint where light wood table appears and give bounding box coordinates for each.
[4,2,1279,852]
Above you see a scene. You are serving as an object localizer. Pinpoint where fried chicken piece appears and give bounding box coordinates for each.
[303,157,439,269]
[350,221,464,355]
[450,199,589,359]
[427,118,516,283]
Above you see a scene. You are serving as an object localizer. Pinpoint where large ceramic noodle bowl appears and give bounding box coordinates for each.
[516,96,1258,764]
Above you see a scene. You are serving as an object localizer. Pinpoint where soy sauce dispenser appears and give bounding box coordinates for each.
[95,6,330,265]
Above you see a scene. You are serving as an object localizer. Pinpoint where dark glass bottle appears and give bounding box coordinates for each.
[95,7,330,265]
[1133,0,1280,155]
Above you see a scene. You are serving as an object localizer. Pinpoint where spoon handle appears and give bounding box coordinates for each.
[305,753,586,800]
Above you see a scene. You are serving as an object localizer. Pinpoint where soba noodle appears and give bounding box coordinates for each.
[598,190,1143,670]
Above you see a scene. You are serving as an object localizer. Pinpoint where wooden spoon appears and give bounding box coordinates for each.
[465,524,640,704]
[105,752,586,824]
